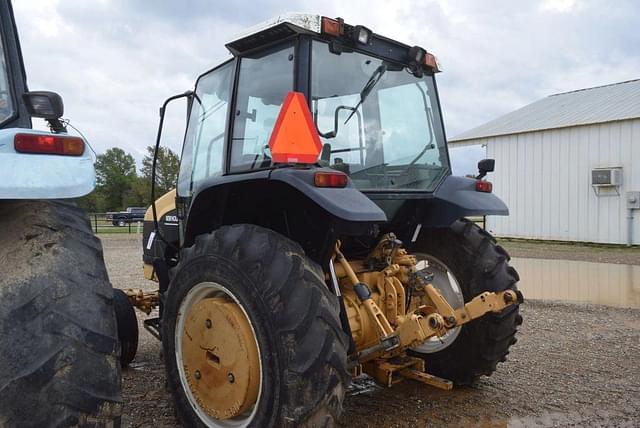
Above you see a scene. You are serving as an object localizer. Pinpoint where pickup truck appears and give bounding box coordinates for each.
[106,207,146,226]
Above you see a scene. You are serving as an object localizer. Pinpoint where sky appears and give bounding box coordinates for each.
[12,0,640,176]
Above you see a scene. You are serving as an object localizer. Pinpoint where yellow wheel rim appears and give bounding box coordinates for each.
[176,282,262,427]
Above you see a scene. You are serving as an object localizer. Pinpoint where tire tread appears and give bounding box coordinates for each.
[0,200,122,427]
[164,224,348,427]
[410,218,522,385]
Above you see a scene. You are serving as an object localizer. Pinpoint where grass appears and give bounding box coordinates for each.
[498,236,639,250]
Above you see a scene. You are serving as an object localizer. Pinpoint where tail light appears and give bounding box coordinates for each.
[475,180,493,193]
[314,171,348,188]
[14,133,84,156]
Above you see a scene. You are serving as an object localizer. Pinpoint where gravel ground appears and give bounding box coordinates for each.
[101,234,640,427]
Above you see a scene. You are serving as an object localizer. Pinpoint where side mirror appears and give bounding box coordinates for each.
[476,158,495,179]
[22,91,64,119]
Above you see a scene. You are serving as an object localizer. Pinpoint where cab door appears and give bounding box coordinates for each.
[0,0,31,129]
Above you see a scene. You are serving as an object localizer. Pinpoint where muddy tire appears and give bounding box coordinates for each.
[0,200,122,426]
[162,224,349,427]
[409,218,522,385]
[113,288,139,368]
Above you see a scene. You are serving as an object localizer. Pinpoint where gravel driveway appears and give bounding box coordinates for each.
[101,234,640,427]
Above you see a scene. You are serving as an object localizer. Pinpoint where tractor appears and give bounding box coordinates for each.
[0,1,121,425]
[123,14,523,427]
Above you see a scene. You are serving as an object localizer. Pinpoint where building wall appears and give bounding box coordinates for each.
[452,118,640,245]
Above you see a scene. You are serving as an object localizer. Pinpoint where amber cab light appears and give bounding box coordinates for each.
[14,133,84,156]
[475,180,493,193]
[424,53,441,73]
[321,17,344,36]
[314,171,348,188]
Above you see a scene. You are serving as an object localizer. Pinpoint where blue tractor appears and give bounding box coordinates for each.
[0,2,121,425]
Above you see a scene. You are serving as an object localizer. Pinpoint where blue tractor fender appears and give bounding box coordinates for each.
[0,128,95,199]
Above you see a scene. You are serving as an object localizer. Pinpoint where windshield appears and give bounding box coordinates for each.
[311,40,449,192]
[0,36,15,125]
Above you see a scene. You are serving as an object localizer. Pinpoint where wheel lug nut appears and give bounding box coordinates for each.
[205,319,212,329]
[227,372,235,383]
[194,370,201,380]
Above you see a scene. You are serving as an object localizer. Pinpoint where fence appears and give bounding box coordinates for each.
[88,214,486,234]
[88,213,144,234]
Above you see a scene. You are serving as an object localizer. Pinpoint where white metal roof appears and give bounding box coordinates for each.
[450,79,640,142]
[226,13,321,47]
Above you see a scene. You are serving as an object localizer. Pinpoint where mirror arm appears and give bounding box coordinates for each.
[46,118,67,134]
[151,90,193,252]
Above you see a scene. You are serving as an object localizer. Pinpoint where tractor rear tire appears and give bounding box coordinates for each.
[113,288,139,368]
[0,200,122,427]
[162,224,349,427]
[409,218,523,385]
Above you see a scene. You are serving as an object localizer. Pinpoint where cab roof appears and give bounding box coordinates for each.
[224,13,441,73]
[226,13,321,55]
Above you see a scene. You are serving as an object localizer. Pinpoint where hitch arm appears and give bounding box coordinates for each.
[125,289,160,315]
[454,289,521,324]
[424,283,521,327]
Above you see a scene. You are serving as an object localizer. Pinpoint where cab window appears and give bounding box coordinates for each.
[230,43,294,172]
[178,61,233,197]
[0,37,15,125]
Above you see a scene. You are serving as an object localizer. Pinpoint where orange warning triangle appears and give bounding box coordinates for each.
[268,91,322,164]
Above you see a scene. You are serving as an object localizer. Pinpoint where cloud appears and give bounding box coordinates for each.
[540,0,580,13]
[11,0,640,171]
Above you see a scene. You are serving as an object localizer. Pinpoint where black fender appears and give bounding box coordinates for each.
[183,167,386,264]
[369,175,508,243]
[269,168,386,222]
[186,168,385,236]
[420,175,508,228]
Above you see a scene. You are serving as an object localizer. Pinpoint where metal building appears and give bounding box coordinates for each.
[449,79,640,245]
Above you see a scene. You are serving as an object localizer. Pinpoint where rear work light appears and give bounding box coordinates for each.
[352,25,372,45]
[409,45,427,63]
[475,180,493,193]
[314,171,348,188]
[14,133,84,156]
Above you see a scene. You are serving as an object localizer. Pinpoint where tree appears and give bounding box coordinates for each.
[95,147,137,211]
[75,190,101,213]
[141,146,180,197]
[129,176,152,208]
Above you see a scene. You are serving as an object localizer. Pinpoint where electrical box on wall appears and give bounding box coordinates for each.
[628,191,640,209]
